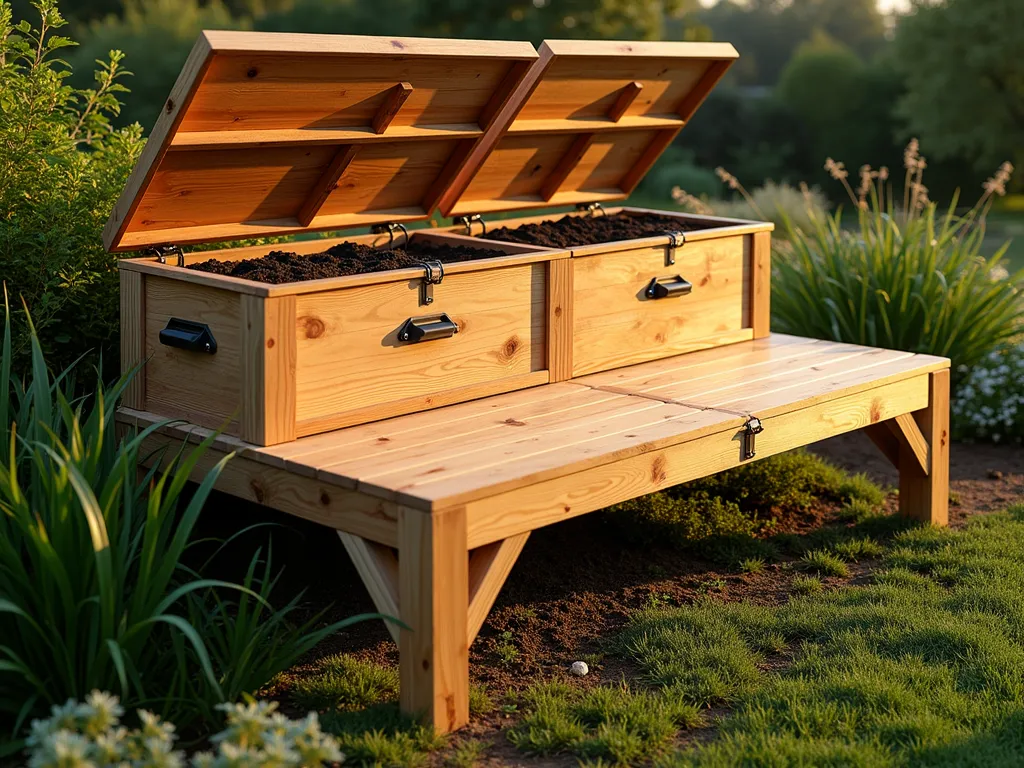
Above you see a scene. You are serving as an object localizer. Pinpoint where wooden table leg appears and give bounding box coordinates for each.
[397,505,469,733]
[898,369,950,526]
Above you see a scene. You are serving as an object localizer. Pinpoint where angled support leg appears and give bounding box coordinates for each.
[337,532,400,642]
[340,514,527,733]
[899,370,949,526]
[865,370,949,526]
[398,506,469,733]
[467,532,529,645]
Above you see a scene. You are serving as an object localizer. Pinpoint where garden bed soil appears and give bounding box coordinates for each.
[187,240,510,284]
[483,212,699,249]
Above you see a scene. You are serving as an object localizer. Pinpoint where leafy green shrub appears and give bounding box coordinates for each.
[606,490,760,547]
[952,341,1024,444]
[607,451,883,549]
[1,0,146,377]
[25,693,342,767]
[0,298,373,742]
[772,147,1023,373]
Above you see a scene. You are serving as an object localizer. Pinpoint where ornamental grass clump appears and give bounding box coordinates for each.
[0,292,377,747]
[768,142,1022,373]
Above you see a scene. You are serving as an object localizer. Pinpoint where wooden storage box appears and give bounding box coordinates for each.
[438,41,774,378]
[108,32,564,446]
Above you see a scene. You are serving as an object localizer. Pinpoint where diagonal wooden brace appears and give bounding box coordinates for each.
[863,369,949,526]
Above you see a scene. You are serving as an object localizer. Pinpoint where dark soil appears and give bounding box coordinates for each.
[187,240,510,284]
[484,212,699,249]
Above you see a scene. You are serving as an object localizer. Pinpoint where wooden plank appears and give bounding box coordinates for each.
[459,374,932,546]
[675,58,733,120]
[119,270,147,409]
[899,369,950,526]
[506,115,685,134]
[887,412,929,475]
[607,81,644,122]
[372,82,414,134]
[750,231,771,338]
[296,145,359,227]
[130,426,400,545]
[478,60,534,130]
[540,40,739,60]
[546,259,573,382]
[295,370,550,439]
[169,124,483,150]
[467,532,529,644]
[338,532,401,642]
[540,132,596,201]
[398,506,469,732]
[240,294,297,446]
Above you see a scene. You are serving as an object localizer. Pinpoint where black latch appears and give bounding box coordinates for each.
[416,259,445,306]
[370,221,409,249]
[398,313,459,343]
[455,214,486,236]
[575,202,606,217]
[742,416,764,460]
[665,231,685,266]
[159,318,217,354]
[644,275,693,300]
[149,245,185,267]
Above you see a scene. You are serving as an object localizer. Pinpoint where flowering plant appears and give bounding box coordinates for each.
[952,342,1024,444]
[25,692,344,767]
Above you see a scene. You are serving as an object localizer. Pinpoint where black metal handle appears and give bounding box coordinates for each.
[159,318,217,354]
[645,275,693,300]
[398,313,459,343]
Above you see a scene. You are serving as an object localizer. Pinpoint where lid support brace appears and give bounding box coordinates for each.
[607,81,643,122]
[297,145,360,227]
[620,127,682,196]
[372,82,414,134]
[540,132,595,202]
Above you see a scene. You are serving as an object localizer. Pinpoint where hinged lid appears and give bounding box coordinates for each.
[438,40,737,217]
[103,32,537,252]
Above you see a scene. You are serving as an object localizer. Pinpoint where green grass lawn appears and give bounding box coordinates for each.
[279,489,1024,764]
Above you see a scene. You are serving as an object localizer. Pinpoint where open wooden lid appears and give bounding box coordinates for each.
[438,40,737,217]
[103,32,537,252]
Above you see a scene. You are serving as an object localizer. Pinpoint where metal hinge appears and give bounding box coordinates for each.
[370,221,410,249]
[150,245,185,267]
[455,214,486,236]
[665,231,686,266]
[575,202,606,217]
[416,259,445,306]
[742,416,764,460]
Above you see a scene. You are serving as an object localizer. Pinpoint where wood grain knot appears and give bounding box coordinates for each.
[246,67,258,78]
[391,39,406,49]
[421,659,430,670]
[320,491,331,506]
[377,436,391,443]
[300,316,326,339]
[504,418,526,427]
[165,99,174,113]
[499,335,520,362]
[250,479,265,504]
[940,429,948,448]
[554,305,563,318]
[651,455,667,483]
[870,398,882,423]
[266,337,276,349]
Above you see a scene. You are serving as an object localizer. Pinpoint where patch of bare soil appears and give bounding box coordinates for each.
[484,212,699,249]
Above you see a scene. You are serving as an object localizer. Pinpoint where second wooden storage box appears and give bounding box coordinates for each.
[438,40,774,379]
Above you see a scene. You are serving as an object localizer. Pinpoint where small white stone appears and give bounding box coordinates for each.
[570,661,589,677]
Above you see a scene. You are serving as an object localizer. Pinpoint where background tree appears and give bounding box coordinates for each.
[68,0,245,129]
[893,0,1024,177]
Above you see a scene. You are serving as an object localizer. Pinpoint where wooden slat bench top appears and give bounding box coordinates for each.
[120,333,947,517]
